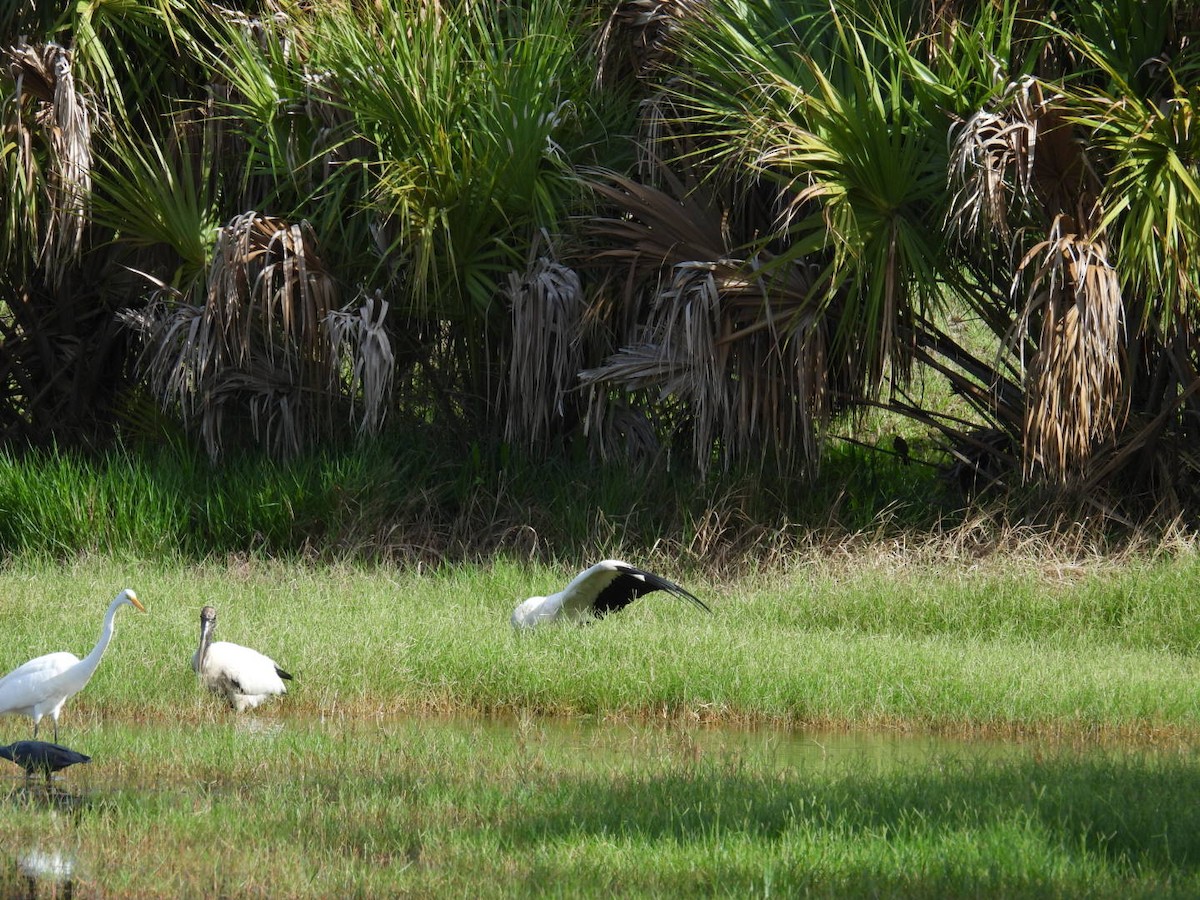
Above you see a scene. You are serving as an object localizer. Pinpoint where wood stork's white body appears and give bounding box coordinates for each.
[0,589,145,741]
[192,606,292,712]
[510,559,709,630]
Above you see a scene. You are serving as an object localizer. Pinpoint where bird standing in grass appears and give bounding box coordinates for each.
[0,740,91,784]
[0,588,145,742]
[192,605,293,712]
[510,560,709,629]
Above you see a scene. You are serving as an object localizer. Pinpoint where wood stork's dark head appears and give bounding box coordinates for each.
[198,605,219,661]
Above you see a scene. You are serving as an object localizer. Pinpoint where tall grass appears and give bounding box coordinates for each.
[3,551,1200,893]
[0,436,955,566]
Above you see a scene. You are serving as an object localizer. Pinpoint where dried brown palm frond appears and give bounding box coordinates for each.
[579,167,827,475]
[582,166,728,296]
[205,211,336,374]
[593,0,703,88]
[5,41,93,286]
[324,290,394,437]
[580,257,825,476]
[122,212,394,460]
[950,74,1103,240]
[1016,217,1125,482]
[946,74,1116,489]
[577,399,663,463]
[503,255,586,448]
[947,76,1043,246]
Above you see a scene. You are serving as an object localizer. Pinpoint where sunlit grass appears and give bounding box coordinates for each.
[4,557,1200,894]
[2,554,1200,736]
[3,716,1200,897]
[0,439,960,567]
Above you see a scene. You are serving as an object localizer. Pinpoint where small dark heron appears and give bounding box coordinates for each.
[510,559,710,629]
[0,740,91,783]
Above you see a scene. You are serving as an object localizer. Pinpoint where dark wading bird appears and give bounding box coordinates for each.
[0,740,91,784]
[192,606,293,712]
[0,589,145,742]
[510,560,710,629]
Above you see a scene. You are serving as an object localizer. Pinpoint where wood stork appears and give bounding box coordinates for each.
[192,605,293,712]
[0,740,91,784]
[0,589,145,742]
[510,559,710,629]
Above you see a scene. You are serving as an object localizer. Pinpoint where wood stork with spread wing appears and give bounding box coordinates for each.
[0,589,145,742]
[192,605,293,712]
[510,560,709,629]
[0,740,91,784]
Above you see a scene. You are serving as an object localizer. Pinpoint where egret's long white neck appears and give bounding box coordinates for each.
[72,594,127,686]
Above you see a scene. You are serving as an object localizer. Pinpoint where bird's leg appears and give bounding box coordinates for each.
[53,719,58,743]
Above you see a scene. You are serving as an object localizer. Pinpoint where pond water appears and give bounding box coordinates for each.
[4,711,1194,894]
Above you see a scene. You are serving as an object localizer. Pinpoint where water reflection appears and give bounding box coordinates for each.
[496,712,1029,774]
[233,716,284,739]
[2,781,91,815]
[18,847,75,889]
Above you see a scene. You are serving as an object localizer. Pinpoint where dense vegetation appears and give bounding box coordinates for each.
[2,1,1198,532]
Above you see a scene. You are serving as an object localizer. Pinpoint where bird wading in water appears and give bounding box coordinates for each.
[0,740,91,784]
[0,589,145,741]
[192,605,293,711]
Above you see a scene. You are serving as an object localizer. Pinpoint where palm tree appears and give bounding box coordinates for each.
[0,2,189,448]
[577,0,1200,516]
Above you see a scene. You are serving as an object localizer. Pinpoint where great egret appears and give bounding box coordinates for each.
[192,605,293,712]
[510,559,710,629]
[0,588,145,741]
[0,740,91,783]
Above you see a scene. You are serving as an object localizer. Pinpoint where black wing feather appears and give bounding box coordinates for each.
[592,565,711,616]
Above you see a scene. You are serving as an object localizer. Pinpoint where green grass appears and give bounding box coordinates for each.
[4,554,1200,734]
[4,554,1200,895]
[4,718,1200,897]
[0,438,958,566]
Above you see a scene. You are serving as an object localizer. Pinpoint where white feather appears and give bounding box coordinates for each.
[0,589,145,741]
[193,606,290,712]
[510,559,707,629]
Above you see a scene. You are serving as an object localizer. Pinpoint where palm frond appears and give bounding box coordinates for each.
[122,211,351,461]
[947,77,1044,246]
[90,119,219,286]
[593,0,701,88]
[1083,80,1200,337]
[324,290,395,438]
[1016,218,1125,481]
[5,41,93,287]
[504,255,585,449]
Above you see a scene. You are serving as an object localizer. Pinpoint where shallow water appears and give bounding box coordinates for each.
[4,712,1198,895]
[0,709,1175,793]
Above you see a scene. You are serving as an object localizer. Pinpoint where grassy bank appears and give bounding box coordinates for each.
[0,439,949,566]
[2,552,1199,737]
[4,555,1200,895]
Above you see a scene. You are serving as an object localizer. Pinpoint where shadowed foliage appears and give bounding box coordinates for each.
[1,0,1199,522]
